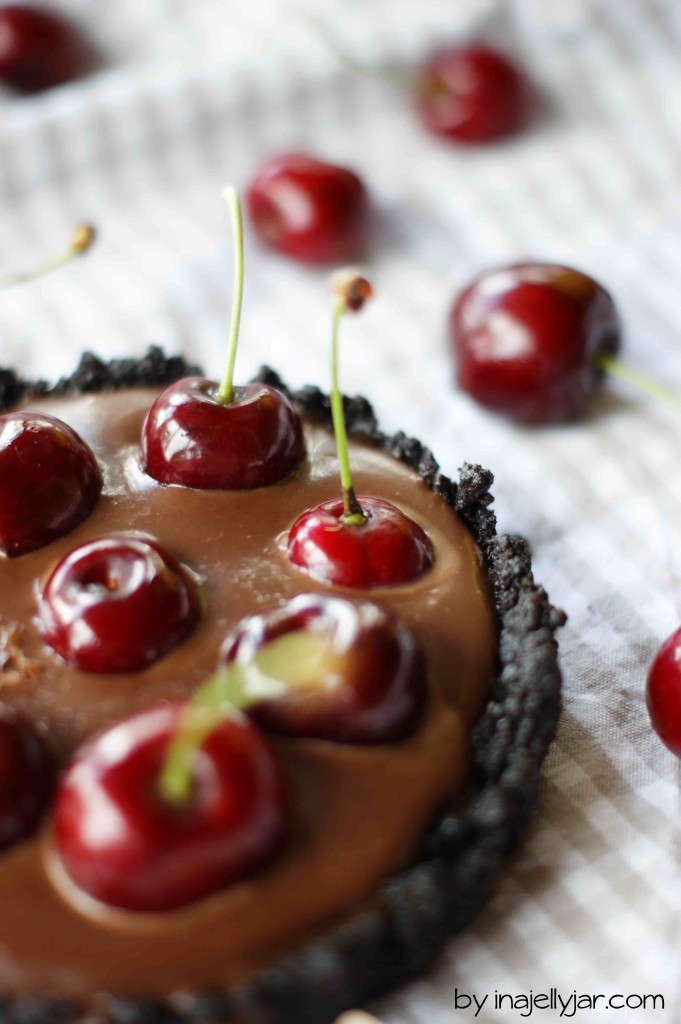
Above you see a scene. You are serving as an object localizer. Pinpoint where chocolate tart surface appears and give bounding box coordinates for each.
[0,348,564,1024]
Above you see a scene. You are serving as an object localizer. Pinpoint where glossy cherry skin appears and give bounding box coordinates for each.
[222,593,426,744]
[0,5,87,92]
[287,496,434,589]
[0,411,102,558]
[53,702,286,911]
[415,45,527,144]
[450,263,622,424]
[247,154,368,265]
[141,378,305,490]
[647,627,681,758]
[0,707,55,851]
[38,534,201,674]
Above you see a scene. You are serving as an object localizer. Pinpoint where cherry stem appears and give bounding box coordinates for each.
[597,354,681,413]
[159,666,244,805]
[331,276,373,525]
[159,630,314,805]
[0,224,96,289]
[216,187,245,405]
[312,17,417,93]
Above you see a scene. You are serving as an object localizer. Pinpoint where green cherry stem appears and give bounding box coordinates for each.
[597,354,681,413]
[159,664,257,805]
[0,224,96,289]
[330,274,373,525]
[159,629,322,805]
[216,186,245,405]
[312,17,417,93]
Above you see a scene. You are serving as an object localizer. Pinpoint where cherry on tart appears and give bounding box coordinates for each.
[141,188,304,489]
[38,534,200,673]
[288,497,434,589]
[0,707,54,851]
[53,702,285,911]
[0,4,89,92]
[450,262,622,424]
[141,376,303,490]
[647,627,681,758]
[247,154,368,265]
[0,411,101,557]
[415,45,527,144]
[220,593,427,744]
[0,227,98,558]
[287,275,434,589]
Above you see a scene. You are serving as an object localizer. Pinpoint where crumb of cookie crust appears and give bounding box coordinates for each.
[335,1013,382,1024]
[0,620,43,687]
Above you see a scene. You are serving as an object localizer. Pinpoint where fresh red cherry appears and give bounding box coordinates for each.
[0,5,88,92]
[288,496,433,589]
[315,27,528,147]
[141,188,305,490]
[647,627,681,758]
[247,154,368,265]
[221,593,426,744]
[415,44,527,144]
[287,274,434,588]
[0,411,101,557]
[38,534,200,673]
[0,707,54,851]
[53,702,285,911]
[450,262,621,423]
[141,377,304,490]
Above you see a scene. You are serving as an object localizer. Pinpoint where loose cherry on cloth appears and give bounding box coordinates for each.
[646,627,681,758]
[450,262,622,424]
[0,411,102,557]
[220,593,427,744]
[141,187,304,489]
[38,534,201,673]
[0,708,55,851]
[287,274,434,589]
[316,23,528,146]
[53,703,285,911]
[415,45,528,143]
[247,154,368,265]
[0,4,89,92]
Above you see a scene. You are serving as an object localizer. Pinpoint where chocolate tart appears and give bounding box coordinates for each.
[0,347,564,1024]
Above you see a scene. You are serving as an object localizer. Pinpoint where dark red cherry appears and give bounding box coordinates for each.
[247,154,368,265]
[415,44,527,143]
[287,496,434,589]
[140,378,304,490]
[0,411,101,558]
[647,627,681,758]
[0,5,88,92]
[222,593,426,744]
[53,703,285,911]
[450,262,621,423]
[0,708,54,851]
[38,534,200,673]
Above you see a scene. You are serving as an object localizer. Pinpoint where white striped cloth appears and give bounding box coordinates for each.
[0,2,678,1022]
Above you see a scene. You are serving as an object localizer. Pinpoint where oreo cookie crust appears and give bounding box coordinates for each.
[0,348,564,1024]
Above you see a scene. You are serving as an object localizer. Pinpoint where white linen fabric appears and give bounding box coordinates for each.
[0,1,678,1022]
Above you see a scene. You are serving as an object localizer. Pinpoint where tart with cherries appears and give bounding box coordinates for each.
[0,202,563,1023]
[0,348,562,1023]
